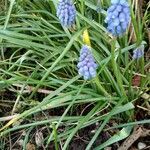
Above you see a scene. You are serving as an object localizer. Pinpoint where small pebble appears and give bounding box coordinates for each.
[91,130,96,133]
[138,142,146,150]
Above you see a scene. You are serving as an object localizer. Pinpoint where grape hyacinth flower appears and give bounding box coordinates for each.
[105,0,130,36]
[56,0,76,27]
[77,45,98,80]
[133,45,144,59]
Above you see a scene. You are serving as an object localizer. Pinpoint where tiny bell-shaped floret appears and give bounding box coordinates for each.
[105,0,130,36]
[56,0,76,27]
[77,45,98,80]
[133,45,144,59]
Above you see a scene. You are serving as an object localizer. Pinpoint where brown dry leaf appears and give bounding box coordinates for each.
[132,75,141,87]
[16,139,24,146]
[118,126,150,150]
[140,127,150,137]
[129,27,136,43]
[145,48,150,62]
[35,130,44,147]
[26,143,35,150]
[117,126,143,150]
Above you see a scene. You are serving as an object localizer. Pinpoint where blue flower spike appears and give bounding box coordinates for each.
[105,0,130,36]
[56,0,76,28]
[133,45,144,59]
[77,45,98,80]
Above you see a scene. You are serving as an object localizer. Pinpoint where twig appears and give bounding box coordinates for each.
[10,84,53,94]
[11,84,26,115]
[0,114,19,122]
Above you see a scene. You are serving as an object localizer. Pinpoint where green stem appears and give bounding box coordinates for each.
[128,60,134,99]
[81,0,85,16]
[1,0,15,60]
[111,39,126,98]
[140,56,145,88]
[97,0,101,23]
[94,76,110,97]
[3,0,15,30]
[130,1,141,45]
[52,123,59,150]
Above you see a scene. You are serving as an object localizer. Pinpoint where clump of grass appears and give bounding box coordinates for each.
[0,0,149,149]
